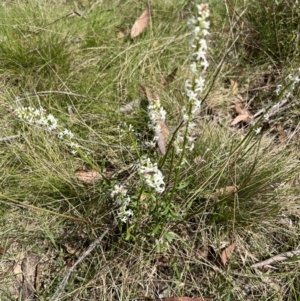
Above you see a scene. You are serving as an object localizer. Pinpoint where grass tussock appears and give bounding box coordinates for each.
[1,0,300,300]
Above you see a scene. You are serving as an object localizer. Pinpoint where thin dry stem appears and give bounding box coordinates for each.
[251,248,300,268]
[50,228,110,301]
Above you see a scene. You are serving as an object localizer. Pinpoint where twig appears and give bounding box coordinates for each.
[251,248,300,268]
[0,134,20,142]
[50,228,110,301]
[253,97,290,119]
[14,90,98,101]
[25,11,86,37]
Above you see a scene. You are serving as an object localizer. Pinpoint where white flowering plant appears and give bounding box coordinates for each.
[3,0,300,299]
[174,3,210,158]
[15,106,80,155]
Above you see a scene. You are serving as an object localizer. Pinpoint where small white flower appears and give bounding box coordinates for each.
[195,76,205,92]
[125,209,133,216]
[275,84,283,95]
[183,113,189,122]
[145,140,156,148]
[201,58,209,70]
[119,215,127,223]
[199,38,207,49]
[63,128,74,139]
[189,143,195,151]
[186,90,199,102]
[190,62,197,73]
[254,127,262,134]
[194,49,206,61]
[187,17,196,26]
[185,80,192,89]
[194,26,201,34]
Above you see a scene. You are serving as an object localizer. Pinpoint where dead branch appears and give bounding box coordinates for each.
[251,248,300,268]
[253,97,291,120]
[0,134,20,142]
[50,228,110,301]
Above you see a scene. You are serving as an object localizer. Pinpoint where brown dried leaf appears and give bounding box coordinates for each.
[75,170,102,183]
[231,114,252,126]
[214,185,240,196]
[231,102,253,126]
[144,86,153,101]
[230,79,239,95]
[234,101,248,115]
[164,297,212,301]
[157,120,170,155]
[64,243,82,256]
[160,67,178,86]
[221,242,237,266]
[196,246,209,259]
[130,6,150,39]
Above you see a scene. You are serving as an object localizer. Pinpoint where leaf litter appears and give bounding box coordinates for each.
[131,6,150,39]
[75,169,102,183]
[220,242,237,266]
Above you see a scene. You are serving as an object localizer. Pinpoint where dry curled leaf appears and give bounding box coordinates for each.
[196,246,209,259]
[144,86,155,101]
[75,170,102,183]
[163,297,212,301]
[230,79,239,95]
[215,185,240,196]
[206,185,240,199]
[231,102,253,126]
[131,6,150,39]
[157,120,170,155]
[234,101,247,115]
[221,242,237,266]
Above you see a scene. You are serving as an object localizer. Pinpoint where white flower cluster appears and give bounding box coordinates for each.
[174,3,210,155]
[138,157,165,193]
[275,68,300,98]
[117,122,135,137]
[147,96,167,143]
[15,106,79,155]
[15,106,58,130]
[111,184,133,223]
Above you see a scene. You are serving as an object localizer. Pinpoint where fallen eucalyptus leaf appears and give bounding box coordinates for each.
[157,120,169,155]
[75,170,102,183]
[163,297,212,301]
[130,6,150,39]
[221,242,237,266]
[231,102,253,126]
